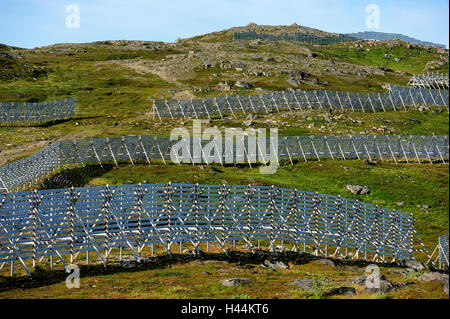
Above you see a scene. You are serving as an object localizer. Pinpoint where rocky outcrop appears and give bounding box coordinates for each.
[219,278,251,287]
[346,184,371,195]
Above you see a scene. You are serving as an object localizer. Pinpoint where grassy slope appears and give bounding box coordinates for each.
[0,26,448,299]
[1,250,448,299]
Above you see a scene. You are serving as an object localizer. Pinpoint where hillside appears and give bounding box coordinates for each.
[0,24,448,162]
[0,24,448,299]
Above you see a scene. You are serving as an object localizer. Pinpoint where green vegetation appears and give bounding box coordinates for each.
[0,24,448,299]
[314,42,449,74]
[0,249,447,299]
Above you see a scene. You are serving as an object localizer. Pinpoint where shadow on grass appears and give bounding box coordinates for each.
[0,116,102,128]
[0,249,413,293]
[33,116,103,128]
[38,164,115,190]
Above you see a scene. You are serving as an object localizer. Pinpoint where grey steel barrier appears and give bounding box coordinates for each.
[408,73,449,90]
[439,234,449,268]
[233,30,446,48]
[233,31,358,45]
[152,86,449,120]
[0,98,76,125]
[0,183,425,276]
[345,31,446,48]
[428,233,449,269]
[0,135,448,193]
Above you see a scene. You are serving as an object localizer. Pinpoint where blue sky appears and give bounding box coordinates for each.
[1,0,448,48]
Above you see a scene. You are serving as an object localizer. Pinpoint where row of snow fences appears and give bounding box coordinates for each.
[233,30,446,48]
[345,31,446,49]
[0,183,423,276]
[0,135,448,193]
[0,98,76,125]
[152,86,449,120]
[233,31,358,45]
[408,73,449,90]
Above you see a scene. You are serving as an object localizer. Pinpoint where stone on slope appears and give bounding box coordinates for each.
[404,259,425,271]
[346,184,371,195]
[219,278,251,287]
[263,259,289,269]
[235,81,253,89]
[323,287,356,297]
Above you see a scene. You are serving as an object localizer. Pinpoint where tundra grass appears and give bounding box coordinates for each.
[0,247,447,299]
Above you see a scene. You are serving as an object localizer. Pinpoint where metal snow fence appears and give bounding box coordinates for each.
[408,73,449,90]
[0,135,448,193]
[0,98,76,125]
[438,234,449,268]
[152,86,449,120]
[0,183,424,276]
[233,31,358,45]
[429,233,449,269]
[345,31,446,48]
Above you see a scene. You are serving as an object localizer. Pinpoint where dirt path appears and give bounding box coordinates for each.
[99,59,183,86]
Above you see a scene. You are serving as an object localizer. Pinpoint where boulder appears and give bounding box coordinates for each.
[250,39,262,46]
[363,159,378,166]
[348,274,386,285]
[262,259,289,270]
[235,81,253,89]
[202,62,212,70]
[219,278,251,287]
[390,269,411,276]
[290,70,309,81]
[286,78,300,87]
[346,184,371,195]
[316,258,336,268]
[216,82,231,91]
[323,286,356,297]
[337,265,364,273]
[275,245,290,253]
[209,166,223,174]
[349,274,411,294]
[364,280,411,294]
[286,278,316,292]
[310,78,320,85]
[404,259,425,271]
[242,119,253,126]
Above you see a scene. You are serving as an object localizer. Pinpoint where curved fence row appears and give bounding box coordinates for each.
[0,183,419,276]
[0,98,77,125]
[233,31,358,45]
[152,86,449,120]
[1,135,448,193]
